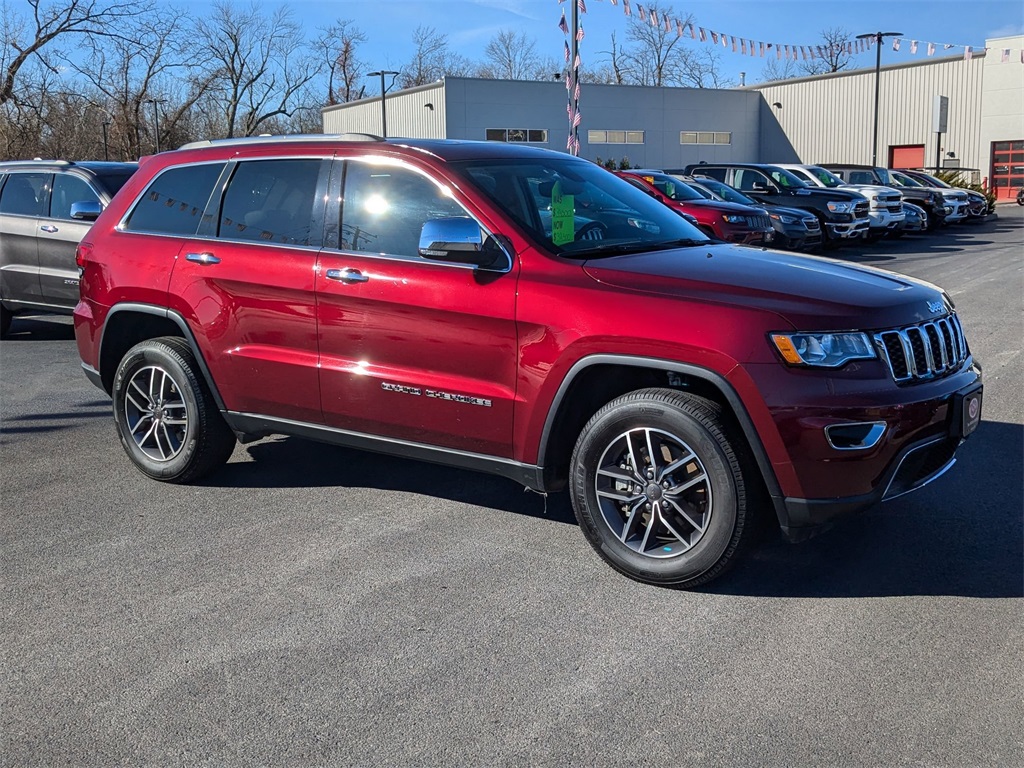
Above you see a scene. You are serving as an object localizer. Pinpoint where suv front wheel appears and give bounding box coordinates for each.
[570,388,755,588]
[112,337,236,483]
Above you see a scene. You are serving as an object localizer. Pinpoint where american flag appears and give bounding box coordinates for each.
[558,11,568,34]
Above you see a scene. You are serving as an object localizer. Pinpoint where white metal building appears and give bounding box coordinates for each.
[322,35,1024,199]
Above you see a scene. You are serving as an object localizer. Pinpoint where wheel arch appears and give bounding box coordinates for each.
[536,354,785,519]
[98,303,225,410]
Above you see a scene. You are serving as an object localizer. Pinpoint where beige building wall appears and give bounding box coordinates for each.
[322,81,446,139]
[979,35,1024,192]
[751,54,987,172]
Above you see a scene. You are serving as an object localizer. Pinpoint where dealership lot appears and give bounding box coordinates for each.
[2,210,1022,766]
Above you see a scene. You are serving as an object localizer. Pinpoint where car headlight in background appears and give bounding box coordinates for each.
[768,212,798,224]
[770,332,877,367]
[826,201,854,213]
[722,214,745,223]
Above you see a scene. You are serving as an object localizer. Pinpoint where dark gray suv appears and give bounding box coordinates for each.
[0,160,137,338]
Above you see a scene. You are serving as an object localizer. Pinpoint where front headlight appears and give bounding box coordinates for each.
[722,214,745,223]
[826,201,854,213]
[769,212,797,224]
[770,332,877,367]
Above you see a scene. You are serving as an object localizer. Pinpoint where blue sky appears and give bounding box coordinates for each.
[280,0,1024,85]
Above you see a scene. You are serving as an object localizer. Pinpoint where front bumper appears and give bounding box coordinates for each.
[750,361,983,541]
[867,208,906,233]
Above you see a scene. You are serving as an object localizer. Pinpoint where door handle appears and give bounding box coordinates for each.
[40,225,58,233]
[325,267,369,284]
[185,252,221,265]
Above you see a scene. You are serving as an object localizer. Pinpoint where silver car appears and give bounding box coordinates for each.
[0,160,137,338]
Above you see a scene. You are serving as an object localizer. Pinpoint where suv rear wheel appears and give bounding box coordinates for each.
[112,337,235,483]
[570,388,754,588]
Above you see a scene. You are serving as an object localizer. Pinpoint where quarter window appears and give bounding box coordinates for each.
[340,162,469,258]
[50,175,99,220]
[0,173,49,217]
[218,159,321,246]
[124,163,225,236]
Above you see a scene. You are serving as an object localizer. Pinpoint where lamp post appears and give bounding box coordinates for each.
[102,121,110,161]
[366,70,400,138]
[856,31,903,167]
[145,98,167,153]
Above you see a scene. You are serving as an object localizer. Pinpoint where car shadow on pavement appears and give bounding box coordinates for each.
[706,419,1023,599]
[2,315,75,341]
[212,437,577,525]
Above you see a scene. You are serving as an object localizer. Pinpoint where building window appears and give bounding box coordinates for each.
[680,131,732,145]
[485,129,547,143]
[588,130,645,144]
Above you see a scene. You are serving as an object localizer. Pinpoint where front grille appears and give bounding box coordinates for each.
[886,203,903,213]
[873,313,968,383]
[803,217,820,231]
[749,214,771,230]
[854,201,869,217]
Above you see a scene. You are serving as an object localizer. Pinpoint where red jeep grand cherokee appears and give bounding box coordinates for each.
[615,169,773,245]
[74,136,982,589]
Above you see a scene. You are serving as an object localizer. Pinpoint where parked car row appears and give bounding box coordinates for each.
[611,161,993,255]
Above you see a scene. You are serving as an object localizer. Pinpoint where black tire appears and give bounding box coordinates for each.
[112,336,235,483]
[0,305,12,340]
[570,388,757,589]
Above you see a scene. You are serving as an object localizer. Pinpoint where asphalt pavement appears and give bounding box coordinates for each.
[2,207,1022,767]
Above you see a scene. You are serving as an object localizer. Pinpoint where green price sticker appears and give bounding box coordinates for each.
[551,181,575,246]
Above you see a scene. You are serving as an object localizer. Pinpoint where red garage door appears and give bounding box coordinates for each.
[990,140,1024,200]
[890,145,925,169]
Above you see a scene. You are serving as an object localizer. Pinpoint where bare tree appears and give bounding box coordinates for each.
[316,18,366,105]
[759,28,854,83]
[801,27,854,75]
[1,0,146,105]
[193,1,319,138]
[399,25,472,88]
[593,31,627,84]
[481,28,538,80]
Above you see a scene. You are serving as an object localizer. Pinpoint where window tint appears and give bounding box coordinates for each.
[125,163,224,236]
[219,159,321,246]
[50,175,98,220]
[0,173,49,217]
[340,161,468,257]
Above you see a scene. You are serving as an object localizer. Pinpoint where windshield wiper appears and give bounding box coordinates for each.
[567,238,709,258]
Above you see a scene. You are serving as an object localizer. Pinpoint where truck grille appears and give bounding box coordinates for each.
[854,201,869,217]
[873,314,968,383]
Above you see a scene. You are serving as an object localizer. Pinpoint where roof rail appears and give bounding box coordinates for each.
[177,133,386,151]
[1,159,73,166]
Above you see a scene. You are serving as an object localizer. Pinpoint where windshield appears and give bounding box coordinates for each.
[805,166,844,187]
[889,170,924,188]
[766,168,808,188]
[95,171,136,197]
[452,157,709,257]
[683,175,758,206]
[913,172,949,188]
[632,172,705,201]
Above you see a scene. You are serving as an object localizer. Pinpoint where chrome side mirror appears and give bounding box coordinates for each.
[418,217,509,270]
[70,201,103,221]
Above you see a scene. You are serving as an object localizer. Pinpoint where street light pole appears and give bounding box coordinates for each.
[145,98,167,153]
[102,121,110,161]
[856,31,903,168]
[366,70,400,138]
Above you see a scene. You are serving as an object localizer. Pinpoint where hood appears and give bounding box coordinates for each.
[788,186,867,203]
[841,183,902,200]
[582,242,949,330]
[762,204,816,219]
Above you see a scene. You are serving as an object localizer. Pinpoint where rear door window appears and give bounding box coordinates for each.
[0,173,49,217]
[124,163,225,236]
[218,159,323,247]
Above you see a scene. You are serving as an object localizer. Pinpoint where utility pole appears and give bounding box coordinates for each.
[366,70,400,137]
[145,98,167,153]
[855,32,903,167]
